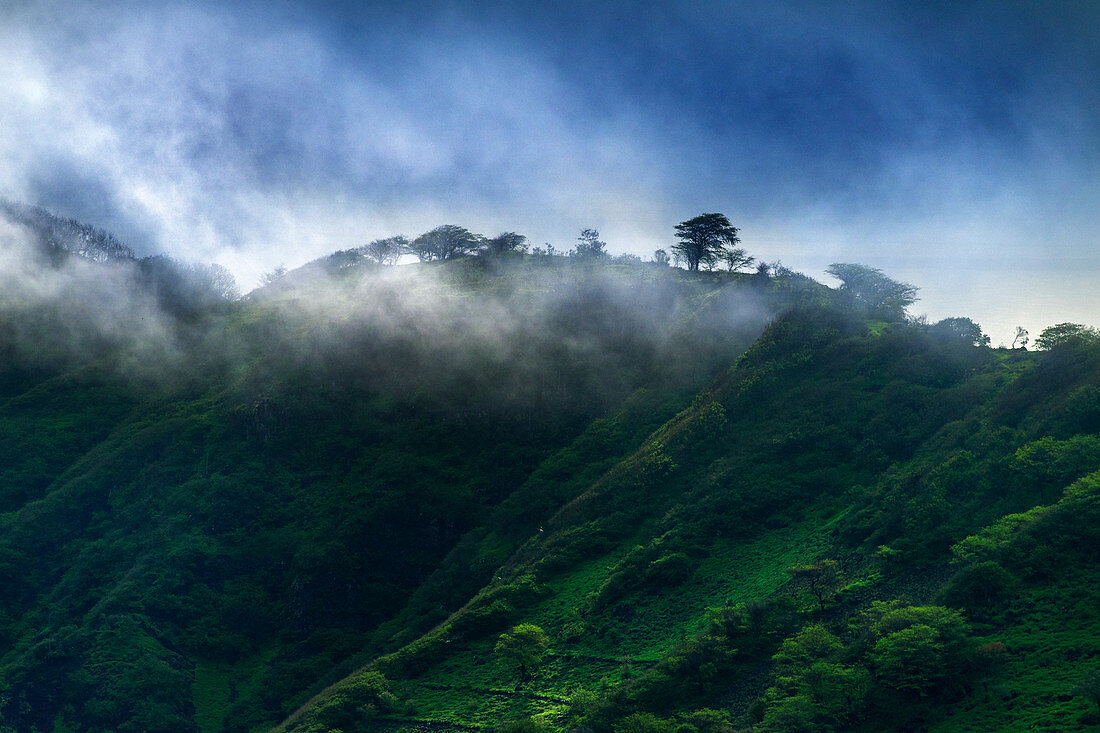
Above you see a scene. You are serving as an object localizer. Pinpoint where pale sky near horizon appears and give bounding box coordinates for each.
[1,0,1097,345]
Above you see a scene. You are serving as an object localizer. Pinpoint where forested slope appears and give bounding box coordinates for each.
[0,230,806,731]
[1,208,1098,732]
[282,306,1100,733]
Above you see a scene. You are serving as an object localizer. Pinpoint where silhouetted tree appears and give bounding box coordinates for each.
[573,229,608,261]
[653,249,670,267]
[826,262,918,320]
[787,559,843,612]
[411,225,481,261]
[362,235,409,265]
[483,232,528,256]
[718,244,754,273]
[930,317,990,347]
[1012,326,1029,350]
[673,213,739,271]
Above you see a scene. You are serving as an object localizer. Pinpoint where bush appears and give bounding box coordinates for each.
[941,561,1021,616]
[614,712,677,733]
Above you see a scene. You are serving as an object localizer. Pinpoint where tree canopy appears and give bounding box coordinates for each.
[495,624,550,683]
[825,262,918,320]
[930,317,990,347]
[411,225,482,261]
[484,232,528,256]
[362,235,409,265]
[573,229,609,260]
[673,213,740,272]
[1035,322,1100,350]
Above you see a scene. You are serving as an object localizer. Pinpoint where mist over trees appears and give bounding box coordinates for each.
[573,228,609,260]
[363,235,410,265]
[0,199,135,264]
[2,201,1099,732]
[484,232,528,256]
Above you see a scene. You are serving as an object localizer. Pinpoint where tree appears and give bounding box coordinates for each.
[259,264,287,286]
[787,559,844,612]
[483,232,527,256]
[198,263,241,302]
[761,624,869,732]
[825,262,918,320]
[573,228,608,260]
[494,624,549,684]
[613,712,677,733]
[362,235,409,265]
[864,603,971,696]
[1035,322,1100,350]
[652,249,670,267]
[411,225,481,261]
[1012,326,1029,350]
[930,317,990,347]
[718,244,754,273]
[673,213,739,272]
[137,256,240,314]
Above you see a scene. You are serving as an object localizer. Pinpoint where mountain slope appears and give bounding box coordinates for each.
[0,243,805,732]
[1,208,1097,732]
[281,309,1100,733]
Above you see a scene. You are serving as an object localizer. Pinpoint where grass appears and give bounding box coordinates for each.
[931,564,1100,732]
[193,647,278,733]
[374,503,843,729]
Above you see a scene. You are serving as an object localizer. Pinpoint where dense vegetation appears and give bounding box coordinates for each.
[0,207,1097,732]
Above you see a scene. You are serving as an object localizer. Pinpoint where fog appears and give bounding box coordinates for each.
[0,198,785,427]
[0,214,181,375]
[1,1,1096,348]
[235,256,781,424]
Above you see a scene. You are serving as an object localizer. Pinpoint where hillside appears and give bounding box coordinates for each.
[0,213,1097,733]
[0,218,805,732]
[281,305,1100,733]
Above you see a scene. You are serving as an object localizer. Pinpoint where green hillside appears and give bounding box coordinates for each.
[278,299,1100,732]
[0,236,1097,733]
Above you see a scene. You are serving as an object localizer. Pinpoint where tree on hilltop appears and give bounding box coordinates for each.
[930,317,990,347]
[826,263,918,320]
[673,213,740,271]
[411,225,481,261]
[362,235,409,265]
[483,232,528,256]
[572,228,608,261]
[718,243,755,273]
[1035,322,1100,350]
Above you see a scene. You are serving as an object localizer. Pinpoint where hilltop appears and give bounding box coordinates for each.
[0,208,1097,732]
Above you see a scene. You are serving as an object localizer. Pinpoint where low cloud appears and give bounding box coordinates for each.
[0,0,1096,345]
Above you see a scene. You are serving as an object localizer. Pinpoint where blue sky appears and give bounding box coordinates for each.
[1,0,1097,343]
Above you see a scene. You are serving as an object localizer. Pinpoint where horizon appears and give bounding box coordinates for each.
[1,0,1097,345]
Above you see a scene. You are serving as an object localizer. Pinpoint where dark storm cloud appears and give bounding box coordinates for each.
[0,0,1097,341]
